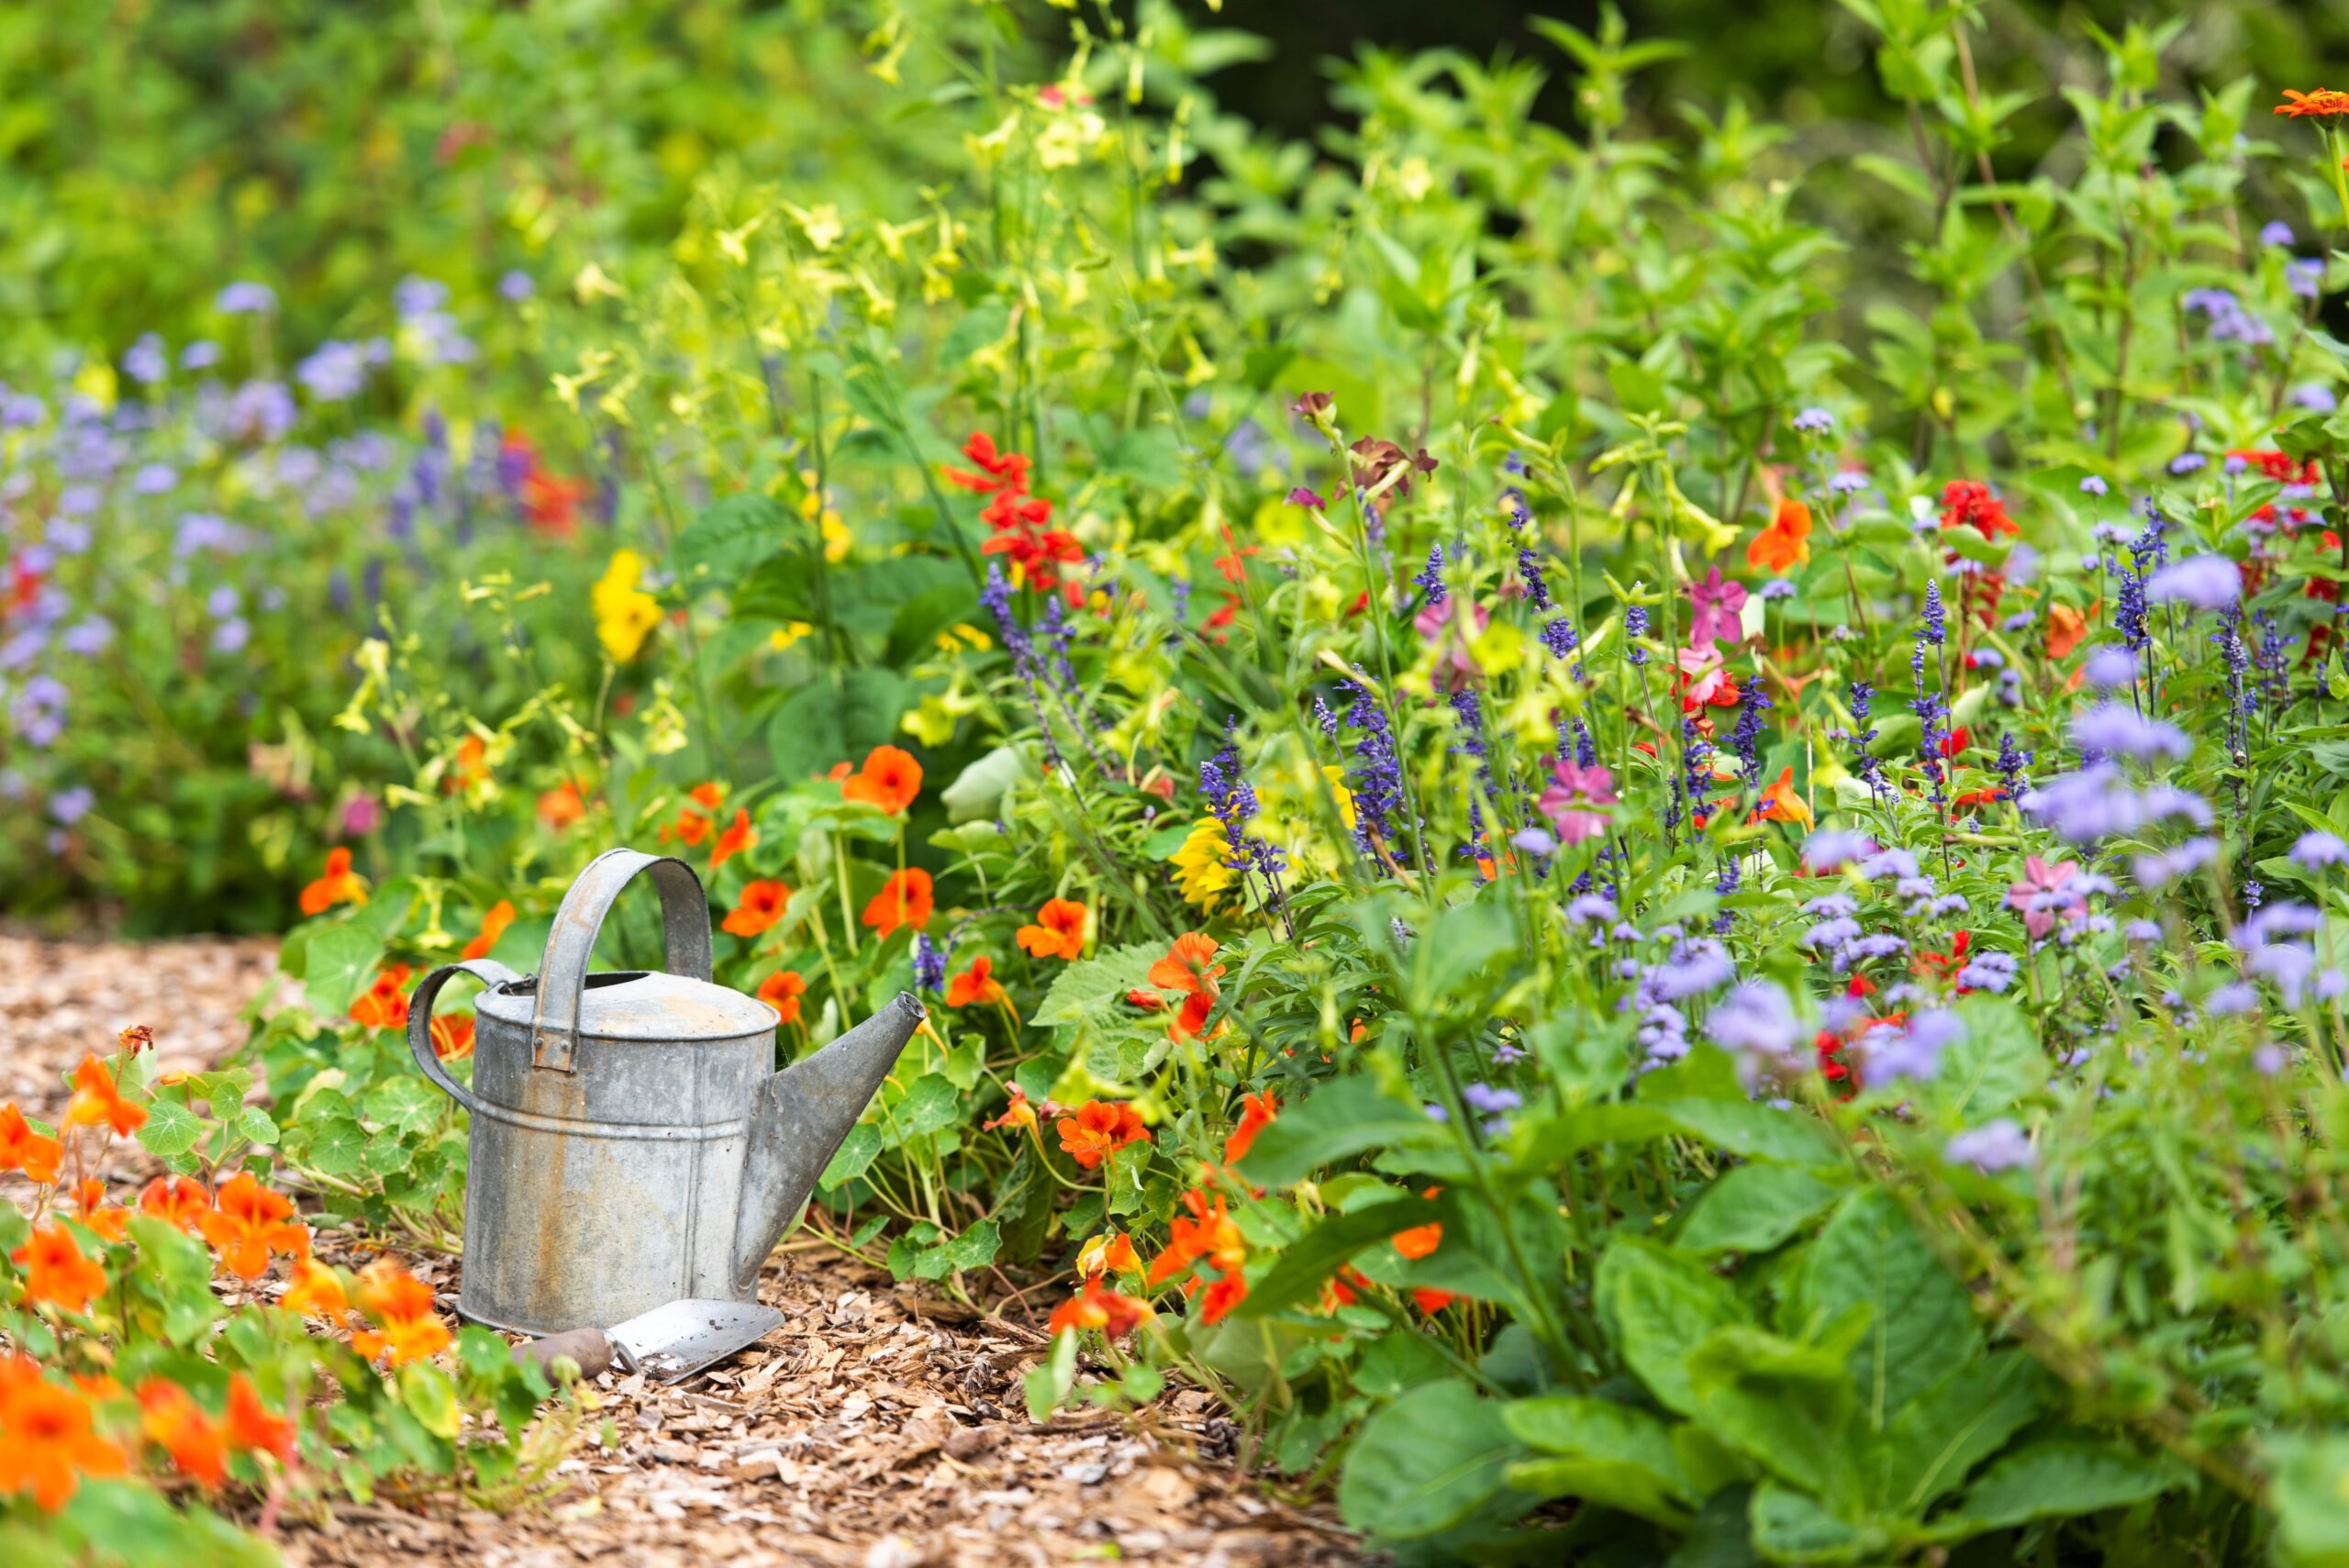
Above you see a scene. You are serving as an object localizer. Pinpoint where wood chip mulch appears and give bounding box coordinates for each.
[0,934,1366,1568]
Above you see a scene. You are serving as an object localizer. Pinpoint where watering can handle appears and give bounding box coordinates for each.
[529,848,715,1073]
[406,959,522,1114]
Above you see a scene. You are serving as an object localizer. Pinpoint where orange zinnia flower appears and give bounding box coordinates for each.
[1055,1100,1151,1170]
[64,1053,145,1137]
[1223,1091,1277,1164]
[299,847,368,917]
[710,808,757,871]
[0,1103,63,1184]
[2277,89,2349,118]
[1045,1281,1152,1340]
[280,1260,352,1321]
[1147,932,1224,996]
[1746,496,1811,576]
[1753,766,1813,829]
[862,868,934,938]
[429,1014,475,1060]
[13,1226,107,1315]
[1200,1274,1249,1324]
[348,964,415,1031]
[139,1379,228,1486]
[351,1259,451,1365]
[460,899,516,961]
[138,1175,212,1234]
[756,969,807,1026]
[197,1173,309,1282]
[982,1086,1038,1133]
[0,1376,126,1510]
[722,879,793,939]
[1075,1232,1141,1280]
[1016,898,1088,961]
[946,955,1008,1008]
[841,745,924,815]
[537,781,587,832]
[223,1375,295,1462]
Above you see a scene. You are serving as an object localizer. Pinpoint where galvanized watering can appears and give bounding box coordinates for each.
[405,847,922,1336]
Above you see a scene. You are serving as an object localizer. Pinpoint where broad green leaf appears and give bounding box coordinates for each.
[1236,1075,1449,1189]
[818,1123,883,1190]
[1643,1099,1842,1167]
[1594,1237,1749,1418]
[1943,1439,2172,1532]
[1676,1165,1845,1255]
[1233,1195,1442,1317]
[1749,1481,1875,1563]
[1402,896,1517,1015]
[1915,997,2042,1125]
[364,1076,444,1139]
[1338,1379,1524,1540]
[301,1116,370,1176]
[1031,941,1163,1029]
[675,494,789,588]
[1874,1350,2043,1516]
[1687,1326,1862,1499]
[2269,1433,2349,1567]
[766,667,909,775]
[136,1098,205,1160]
[304,925,384,1018]
[1501,1395,1695,1528]
[940,743,1028,823]
[1791,1187,1977,1428]
[399,1362,462,1440]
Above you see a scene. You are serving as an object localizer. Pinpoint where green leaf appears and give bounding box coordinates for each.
[400,1362,462,1440]
[819,1123,884,1190]
[1643,1099,1843,1167]
[233,1106,280,1148]
[1025,1330,1077,1421]
[1687,1326,1862,1499]
[1875,1350,2043,1515]
[301,1116,370,1177]
[1236,1075,1449,1189]
[364,1076,444,1139]
[1338,1379,1523,1540]
[1791,1187,1977,1427]
[1594,1237,1749,1418]
[940,744,1029,823]
[1676,1165,1846,1256]
[1234,1196,1442,1317]
[675,494,789,589]
[304,926,384,1018]
[1402,896,1517,1015]
[2268,1433,2349,1567]
[1915,997,2042,1125]
[136,1098,205,1160]
[1501,1395,1695,1528]
[766,668,910,775]
[1749,1481,1873,1562]
[1031,941,1163,1029]
[1944,1440,2171,1532]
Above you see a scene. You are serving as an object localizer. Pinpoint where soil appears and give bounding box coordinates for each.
[0,933,1364,1567]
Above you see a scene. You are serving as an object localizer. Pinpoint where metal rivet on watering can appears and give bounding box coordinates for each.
[404,847,923,1337]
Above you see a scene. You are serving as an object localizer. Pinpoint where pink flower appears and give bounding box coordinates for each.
[2005,854,2081,940]
[1537,760,1619,845]
[1414,596,1489,693]
[1675,645,1733,706]
[340,795,383,837]
[1687,568,1748,649]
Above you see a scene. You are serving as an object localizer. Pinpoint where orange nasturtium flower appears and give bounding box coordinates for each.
[197,1173,310,1281]
[982,1085,1038,1133]
[1075,1232,1141,1280]
[1149,1190,1248,1287]
[2276,89,2349,117]
[1016,898,1089,961]
[223,1374,296,1463]
[0,1370,127,1510]
[709,808,757,872]
[1046,1281,1152,1340]
[756,969,807,1026]
[537,781,587,832]
[280,1260,352,1322]
[1147,932,1225,997]
[139,1175,213,1234]
[1753,766,1814,829]
[0,1103,63,1184]
[722,879,794,939]
[299,846,368,916]
[946,954,1008,1008]
[348,964,415,1031]
[1746,495,1812,576]
[460,899,516,961]
[1222,1091,1277,1164]
[2046,604,2088,661]
[862,867,934,938]
[841,744,924,815]
[1056,1101,1151,1170]
[429,1014,476,1060]
[139,1379,228,1486]
[13,1226,108,1315]
[1200,1274,1250,1324]
[72,1180,130,1243]
[351,1259,453,1365]
[64,1053,146,1137]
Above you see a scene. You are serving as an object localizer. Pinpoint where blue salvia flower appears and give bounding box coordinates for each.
[1341,683,1406,860]
[1311,693,1339,743]
[911,933,947,994]
[1624,606,1649,668]
[980,563,1037,674]
[1730,680,1772,781]
[1517,546,1552,611]
[1448,689,1494,793]
[1922,580,1946,647]
[1540,617,1581,675]
[1414,545,1446,607]
[1994,732,2032,802]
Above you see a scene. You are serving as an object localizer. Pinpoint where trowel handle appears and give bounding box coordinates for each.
[406,959,522,1114]
[529,848,714,1073]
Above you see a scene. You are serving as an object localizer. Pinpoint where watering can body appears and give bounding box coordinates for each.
[406,848,922,1337]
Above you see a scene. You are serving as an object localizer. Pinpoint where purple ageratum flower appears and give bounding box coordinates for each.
[1648,940,1735,1002]
[2071,705,2190,762]
[1802,828,1875,872]
[1801,894,1858,917]
[2246,941,2319,1006]
[1944,1118,2033,1173]
[2292,384,2340,414]
[1462,1083,1521,1116]
[1286,487,1326,509]
[1957,951,2020,994]
[500,270,536,302]
[123,334,168,385]
[2243,904,2323,946]
[1801,917,1863,950]
[2133,836,2219,888]
[1537,759,1618,846]
[2206,982,2260,1017]
[1829,471,1869,495]
[1423,1102,1449,1124]
[216,281,277,314]
[2254,1043,2289,1077]
[2082,646,2137,688]
[2288,258,2326,300]
[295,341,371,402]
[1512,826,1557,857]
[211,617,251,654]
[2080,475,2110,496]
[49,785,94,826]
[2123,919,2162,942]
[2262,221,2296,247]
[2168,452,2209,476]
[1858,847,1920,882]
[2291,830,2347,869]
[224,380,296,443]
[61,617,111,655]
[1565,893,1617,924]
[181,339,220,371]
[1707,980,1801,1067]
[1636,1004,1690,1070]
[130,463,177,495]
[2144,555,2240,610]
[2020,762,2212,843]
[1791,407,1834,434]
[1866,1009,1963,1084]
[1758,579,1796,601]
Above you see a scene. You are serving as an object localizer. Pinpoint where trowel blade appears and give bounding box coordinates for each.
[607,1298,785,1384]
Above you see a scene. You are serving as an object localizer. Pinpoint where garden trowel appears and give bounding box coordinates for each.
[510,1297,785,1384]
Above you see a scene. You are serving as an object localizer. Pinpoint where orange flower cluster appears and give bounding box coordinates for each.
[299,846,368,916]
[662,782,727,847]
[756,969,807,1025]
[1016,898,1088,961]
[942,432,1085,604]
[65,1052,147,1138]
[0,1357,126,1510]
[1147,1190,1250,1323]
[863,868,934,938]
[1222,1091,1277,1165]
[349,963,415,1031]
[1140,932,1225,1040]
[1045,1281,1152,1340]
[1075,1231,1141,1281]
[1056,1100,1151,1170]
[841,744,923,815]
[139,1175,211,1233]
[711,808,757,871]
[351,1258,453,1365]
[12,1225,107,1315]
[137,1373,295,1486]
[1,1102,64,1184]
[538,780,587,832]
[723,878,794,938]
[199,1173,312,1281]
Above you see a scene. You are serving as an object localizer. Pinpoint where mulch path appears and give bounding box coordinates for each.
[0,934,1364,1567]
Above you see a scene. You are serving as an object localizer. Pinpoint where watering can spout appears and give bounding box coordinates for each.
[731,992,924,1294]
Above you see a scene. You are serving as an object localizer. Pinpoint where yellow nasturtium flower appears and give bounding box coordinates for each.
[592,550,662,662]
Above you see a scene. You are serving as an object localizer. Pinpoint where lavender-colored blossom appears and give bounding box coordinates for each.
[2291,384,2339,413]
[296,340,371,402]
[1513,826,1558,857]
[2206,982,2260,1017]
[2082,646,2136,689]
[1648,941,1735,1001]
[1462,1083,1522,1116]
[2262,221,2296,247]
[1803,828,1874,871]
[49,785,94,826]
[1707,980,1801,1061]
[2080,475,2109,496]
[1957,951,2020,994]
[1829,471,1869,495]
[2246,941,2319,1006]
[2291,831,2346,869]
[217,281,277,314]
[61,617,111,655]
[2254,1043,2289,1077]
[1791,407,1834,434]
[911,934,947,994]
[1945,1118,2033,1173]
[2144,555,2240,609]
[2133,836,2219,888]
[1565,893,1617,924]
[500,270,536,302]
[123,334,168,384]
[1858,847,1920,882]
[2169,452,2208,476]
[2288,258,2326,300]
[2123,919,2162,942]
[2072,706,2189,762]
[1866,1009,1963,1084]
[1801,894,1858,917]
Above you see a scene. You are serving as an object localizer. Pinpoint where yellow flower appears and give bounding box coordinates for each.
[770,621,816,652]
[1320,766,1357,832]
[1170,817,1235,910]
[592,550,662,662]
